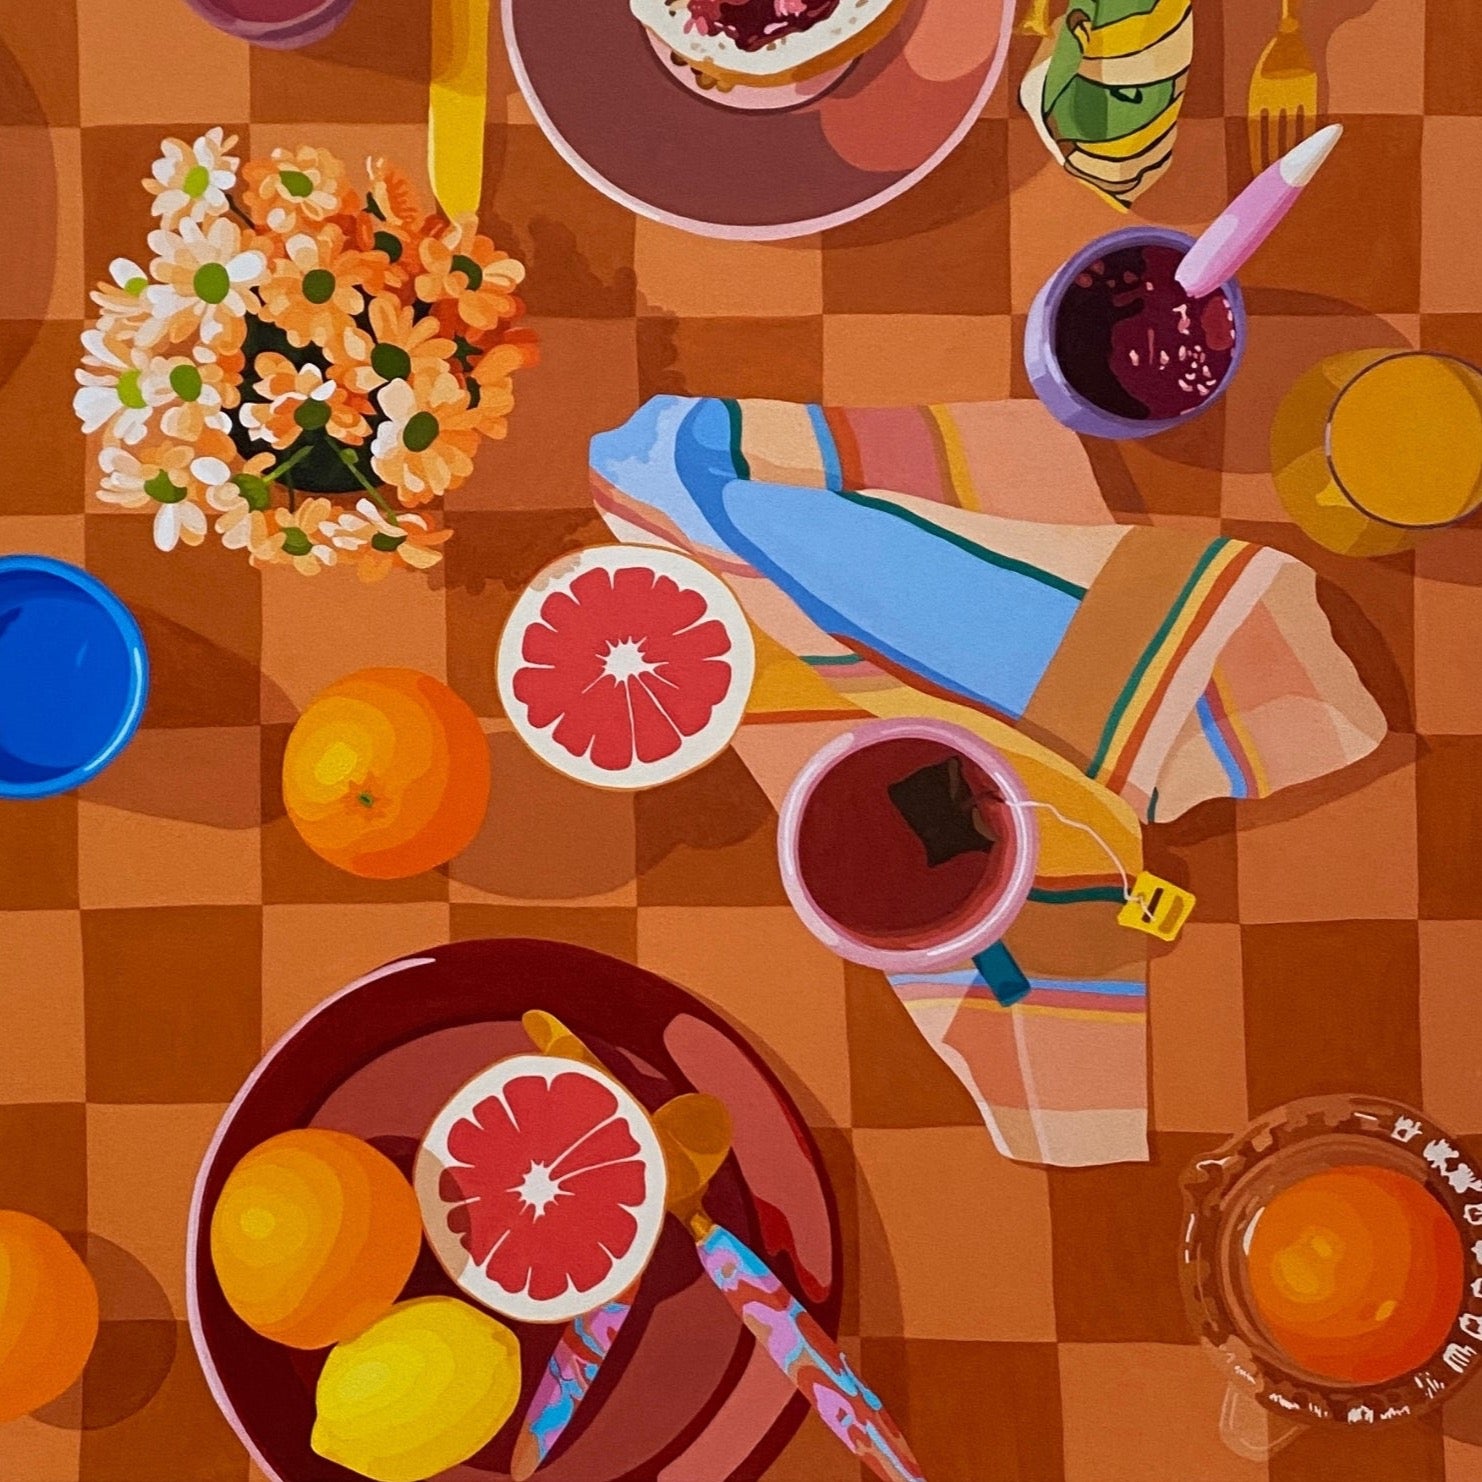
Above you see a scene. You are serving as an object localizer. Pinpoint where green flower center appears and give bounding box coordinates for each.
[169,364,203,402]
[280,169,315,199]
[301,269,336,305]
[295,397,331,432]
[281,527,313,556]
[370,344,411,382]
[123,276,148,297]
[371,531,405,553]
[403,411,439,453]
[450,254,483,291]
[182,163,211,199]
[373,231,402,263]
[232,472,272,511]
[116,369,147,410]
[144,470,187,504]
[193,262,230,305]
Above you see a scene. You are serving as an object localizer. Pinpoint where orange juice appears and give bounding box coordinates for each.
[1327,354,1482,529]
[1241,1164,1464,1386]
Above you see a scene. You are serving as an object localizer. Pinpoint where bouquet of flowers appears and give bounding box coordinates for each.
[75,130,536,577]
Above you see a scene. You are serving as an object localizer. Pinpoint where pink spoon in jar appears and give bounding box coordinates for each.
[1176,124,1343,301]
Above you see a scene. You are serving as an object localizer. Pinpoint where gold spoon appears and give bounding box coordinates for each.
[508,1016,727,1480]
[518,1012,924,1481]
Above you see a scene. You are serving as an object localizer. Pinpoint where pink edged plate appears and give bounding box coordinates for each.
[503,0,1013,239]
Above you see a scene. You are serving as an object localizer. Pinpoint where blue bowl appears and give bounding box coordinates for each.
[0,556,149,799]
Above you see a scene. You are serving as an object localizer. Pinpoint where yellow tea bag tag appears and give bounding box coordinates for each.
[1118,872,1195,942]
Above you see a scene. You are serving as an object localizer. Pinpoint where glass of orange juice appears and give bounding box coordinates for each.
[1181,1096,1482,1459]
[1272,351,1482,557]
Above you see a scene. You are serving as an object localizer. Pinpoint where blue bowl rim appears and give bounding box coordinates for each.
[1026,224,1249,437]
[0,554,150,799]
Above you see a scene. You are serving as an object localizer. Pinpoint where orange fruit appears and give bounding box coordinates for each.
[0,1211,99,1422]
[1244,1164,1464,1385]
[282,667,490,879]
[210,1129,423,1350]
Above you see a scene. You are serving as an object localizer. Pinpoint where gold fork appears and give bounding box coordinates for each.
[1248,0,1319,173]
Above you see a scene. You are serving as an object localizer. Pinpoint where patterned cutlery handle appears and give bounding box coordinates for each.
[696,1223,927,1482]
[509,1292,635,1481]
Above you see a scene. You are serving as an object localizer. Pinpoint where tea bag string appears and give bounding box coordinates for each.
[972,793,1155,920]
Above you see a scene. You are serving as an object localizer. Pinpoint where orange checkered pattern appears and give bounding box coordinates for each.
[2,1,1482,1478]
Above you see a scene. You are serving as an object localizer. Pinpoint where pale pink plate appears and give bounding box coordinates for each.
[503,0,1013,239]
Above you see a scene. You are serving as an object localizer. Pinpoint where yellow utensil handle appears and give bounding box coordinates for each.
[430,0,490,220]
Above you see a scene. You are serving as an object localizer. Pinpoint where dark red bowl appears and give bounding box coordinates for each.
[186,938,841,1482]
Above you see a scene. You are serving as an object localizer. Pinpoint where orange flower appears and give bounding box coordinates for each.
[249,499,339,575]
[346,158,429,291]
[320,498,452,581]
[467,337,537,440]
[242,146,355,236]
[205,449,276,551]
[156,347,239,443]
[240,352,369,449]
[367,158,426,232]
[413,217,525,332]
[259,226,370,351]
[331,295,456,396]
[369,372,480,506]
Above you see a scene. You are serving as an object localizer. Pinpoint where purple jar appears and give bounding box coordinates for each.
[179,0,354,49]
[1025,226,1247,441]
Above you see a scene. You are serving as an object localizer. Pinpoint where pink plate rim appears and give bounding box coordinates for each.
[501,0,1015,241]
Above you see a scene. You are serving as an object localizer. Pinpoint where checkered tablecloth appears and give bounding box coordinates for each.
[3,1,1482,1478]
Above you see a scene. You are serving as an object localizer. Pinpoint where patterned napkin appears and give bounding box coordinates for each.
[589,396,1385,1166]
[1020,0,1194,209]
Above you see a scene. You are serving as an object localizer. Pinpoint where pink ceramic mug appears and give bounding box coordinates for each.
[777,718,1039,1002]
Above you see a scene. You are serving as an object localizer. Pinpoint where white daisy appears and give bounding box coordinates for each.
[144,129,240,229]
[73,329,171,444]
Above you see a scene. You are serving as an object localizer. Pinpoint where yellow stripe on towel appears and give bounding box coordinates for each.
[927,405,980,511]
[1093,541,1251,788]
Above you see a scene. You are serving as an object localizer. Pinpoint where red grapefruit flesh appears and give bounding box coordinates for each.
[415,1055,668,1324]
[497,545,755,790]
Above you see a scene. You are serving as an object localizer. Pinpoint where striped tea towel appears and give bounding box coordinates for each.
[589,396,1386,1166]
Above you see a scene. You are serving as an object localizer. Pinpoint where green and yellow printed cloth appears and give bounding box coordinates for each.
[1020,0,1194,208]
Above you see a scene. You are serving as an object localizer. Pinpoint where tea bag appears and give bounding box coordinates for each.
[1018,0,1194,210]
[887,757,999,869]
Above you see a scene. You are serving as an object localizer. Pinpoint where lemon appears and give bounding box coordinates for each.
[311,1296,521,1482]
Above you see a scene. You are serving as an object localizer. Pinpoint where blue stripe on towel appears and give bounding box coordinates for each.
[806,403,843,492]
[675,400,1079,721]
[1196,694,1248,800]
[889,970,1145,999]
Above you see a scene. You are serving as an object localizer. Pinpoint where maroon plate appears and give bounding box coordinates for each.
[187,939,841,1482]
[503,0,1012,239]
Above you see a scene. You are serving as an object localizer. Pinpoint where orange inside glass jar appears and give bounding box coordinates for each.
[1238,1164,1464,1387]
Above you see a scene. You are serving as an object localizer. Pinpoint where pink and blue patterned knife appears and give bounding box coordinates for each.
[509,1291,634,1481]
[513,1012,926,1482]
[693,1216,926,1482]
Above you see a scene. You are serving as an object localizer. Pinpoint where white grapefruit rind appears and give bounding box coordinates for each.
[415,1055,669,1325]
[631,0,908,87]
[496,544,756,792]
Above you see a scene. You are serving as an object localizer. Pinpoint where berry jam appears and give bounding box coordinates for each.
[1054,244,1237,422]
[686,0,839,52]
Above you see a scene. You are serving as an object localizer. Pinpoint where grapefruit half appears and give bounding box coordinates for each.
[415,1055,668,1324]
[497,545,755,790]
